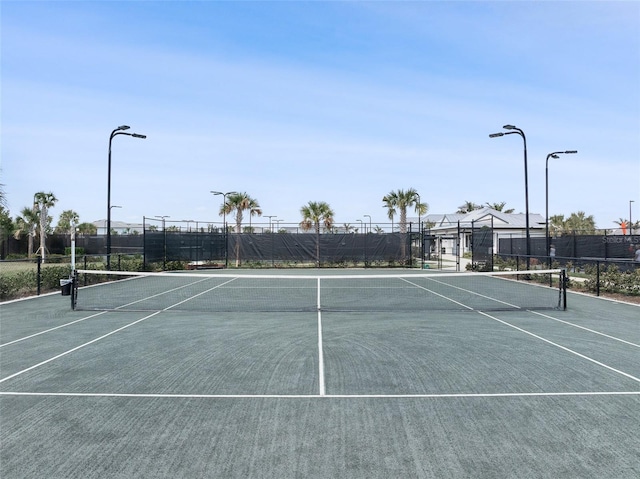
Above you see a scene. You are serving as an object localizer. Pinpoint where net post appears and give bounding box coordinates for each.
[561,268,567,310]
[70,270,78,310]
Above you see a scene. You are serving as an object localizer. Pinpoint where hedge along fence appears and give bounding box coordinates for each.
[0,257,72,301]
[0,254,150,301]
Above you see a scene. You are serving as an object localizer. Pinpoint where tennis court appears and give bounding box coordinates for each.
[1,269,639,478]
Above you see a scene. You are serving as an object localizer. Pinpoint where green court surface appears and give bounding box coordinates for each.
[1,271,639,478]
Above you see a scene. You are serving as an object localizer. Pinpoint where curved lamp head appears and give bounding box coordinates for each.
[116,125,130,131]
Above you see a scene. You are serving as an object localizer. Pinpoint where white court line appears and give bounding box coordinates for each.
[399,278,474,310]
[530,310,640,348]
[477,311,640,384]
[1,276,237,348]
[317,278,326,396]
[101,275,236,310]
[420,276,523,309]
[0,278,240,384]
[0,391,638,399]
[0,311,163,384]
[0,311,108,348]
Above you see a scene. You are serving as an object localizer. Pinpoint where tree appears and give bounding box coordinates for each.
[55,210,80,235]
[0,206,14,259]
[382,188,428,234]
[565,211,596,235]
[456,201,481,214]
[485,202,515,213]
[14,207,39,258]
[220,192,262,267]
[300,201,335,266]
[614,218,629,235]
[77,222,97,235]
[33,192,57,262]
[550,212,596,236]
[549,214,567,236]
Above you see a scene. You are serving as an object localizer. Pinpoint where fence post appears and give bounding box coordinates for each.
[596,261,600,297]
[36,255,42,295]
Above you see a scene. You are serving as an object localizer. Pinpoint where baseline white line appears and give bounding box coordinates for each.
[0,311,108,348]
[0,391,638,399]
[530,310,640,348]
[0,311,163,384]
[477,311,640,383]
[317,278,325,396]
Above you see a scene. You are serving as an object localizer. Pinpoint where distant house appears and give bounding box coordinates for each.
[92,220,143,235]
[409,207,546,256]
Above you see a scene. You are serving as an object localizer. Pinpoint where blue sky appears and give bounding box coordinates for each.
[2,1,639,230]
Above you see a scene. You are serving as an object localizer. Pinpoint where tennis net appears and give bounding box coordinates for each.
[71,269,567,313]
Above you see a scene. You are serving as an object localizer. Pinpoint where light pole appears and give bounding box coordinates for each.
[415,193,423,269]
[357,219,366,267]
[211,191,237,267]
[107,125,146,269]
[364,214,371,234]
[630,200,635,235]
[490,125,530,269]
[155,215,170,270]
[545,151,577,261]
[265,215,277,233]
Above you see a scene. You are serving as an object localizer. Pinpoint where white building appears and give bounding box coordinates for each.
[411,207,546,256]
[92,220,144,235]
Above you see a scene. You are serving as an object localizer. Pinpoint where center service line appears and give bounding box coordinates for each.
[317,277,326,396]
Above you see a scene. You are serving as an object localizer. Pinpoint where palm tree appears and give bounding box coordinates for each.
[300,201,335,267]
[76,222,97,236]
[485,202,515,213]
[382,188,428,234]
[614,218,629,235]
[0,181,6,209]
[33,192,57,262]
[14,207,39,258]
[456,201,480,214]
[549,214,567,236]
[55,210,80,235]
[565,211,596,235]
[220,192,262,267]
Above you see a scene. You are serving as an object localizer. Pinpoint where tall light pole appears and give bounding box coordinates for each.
[545,151,577,260]
[364,214,371,234]
[211,191,237,268]
[415,192,423,269]
[490,125,530,269]
[107,125,146,269]
[630,200,635,235]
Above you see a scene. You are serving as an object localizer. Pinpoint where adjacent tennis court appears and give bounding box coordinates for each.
[1,269,639,478]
